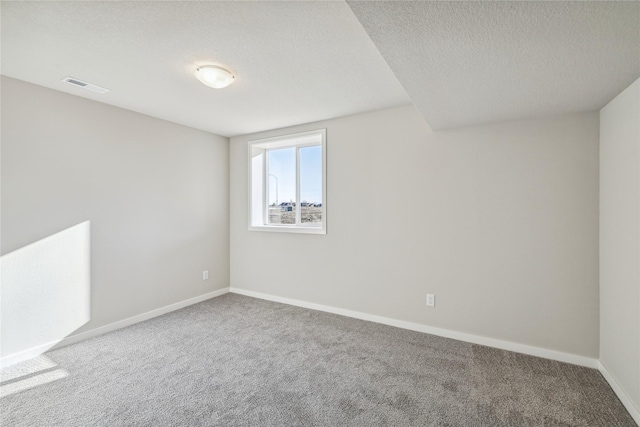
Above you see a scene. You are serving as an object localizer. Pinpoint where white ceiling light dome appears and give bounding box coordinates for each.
[194,65,235,89]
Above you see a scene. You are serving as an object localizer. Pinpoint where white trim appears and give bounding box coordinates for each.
[248,224,326,234]
[248,128,327,234]
[295,145,301,225]
[0,288,230,368]
[229,287,598,369]
[264,149,269,225]
[321,129,327,233]
[598,361,640,425]
[248,129,323,150]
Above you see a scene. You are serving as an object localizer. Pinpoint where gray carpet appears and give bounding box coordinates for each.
[0,294,635,426]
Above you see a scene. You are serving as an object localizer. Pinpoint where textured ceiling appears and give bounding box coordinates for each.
[2,2,639,136]
[0,1,411,137]
[348,1,640,130]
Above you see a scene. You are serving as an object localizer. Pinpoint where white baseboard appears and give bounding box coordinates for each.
[230,287,598,369]
[1,287,230,368]
[598,361,640,425]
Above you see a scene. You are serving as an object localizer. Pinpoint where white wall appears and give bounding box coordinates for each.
[600,78,640,412]
[1,76,229,360]
[230,106,600,359]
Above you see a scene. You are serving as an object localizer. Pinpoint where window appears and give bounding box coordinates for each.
[249,129,326,234]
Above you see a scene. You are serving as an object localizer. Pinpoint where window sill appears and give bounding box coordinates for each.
[249,225,326,235]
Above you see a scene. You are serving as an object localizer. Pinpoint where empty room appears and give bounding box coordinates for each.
[1,1,639,426]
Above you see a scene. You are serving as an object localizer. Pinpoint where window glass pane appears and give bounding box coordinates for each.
[268,147,296,225]
[300,145,322,225]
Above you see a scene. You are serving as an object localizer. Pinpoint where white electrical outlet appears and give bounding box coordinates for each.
[426,294,435,307]
[203,270,209,280]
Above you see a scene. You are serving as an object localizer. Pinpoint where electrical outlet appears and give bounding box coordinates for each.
[203,270,209,280]
[426,294,435,307]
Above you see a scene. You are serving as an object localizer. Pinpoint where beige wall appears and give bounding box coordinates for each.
[1,77,229,358]
[230,106,600,358]
[600,78,640,409]
[2,75,606,365]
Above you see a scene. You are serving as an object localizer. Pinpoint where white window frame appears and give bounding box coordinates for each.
[248,129,326,234]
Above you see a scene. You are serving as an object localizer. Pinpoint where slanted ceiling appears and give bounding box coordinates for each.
[1,1,639,135]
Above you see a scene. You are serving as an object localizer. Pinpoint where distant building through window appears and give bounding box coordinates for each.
[248,129,326,234]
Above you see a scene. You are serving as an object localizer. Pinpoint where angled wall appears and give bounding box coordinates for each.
[600,77,640,418]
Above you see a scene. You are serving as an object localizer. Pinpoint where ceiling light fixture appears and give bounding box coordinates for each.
[194,65,235,89]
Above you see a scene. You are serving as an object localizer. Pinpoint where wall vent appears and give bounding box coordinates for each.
[62,77,109,94]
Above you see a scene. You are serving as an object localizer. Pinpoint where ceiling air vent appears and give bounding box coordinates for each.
[62,77,110,94]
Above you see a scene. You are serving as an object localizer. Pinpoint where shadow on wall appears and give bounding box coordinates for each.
[1,221,91,367]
